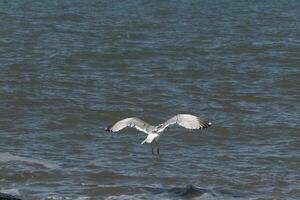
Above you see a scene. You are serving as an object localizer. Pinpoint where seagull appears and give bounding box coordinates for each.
[105,114,212,155]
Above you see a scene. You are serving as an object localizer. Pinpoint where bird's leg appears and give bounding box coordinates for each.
[155,140,159,155]
[151,143,154,155]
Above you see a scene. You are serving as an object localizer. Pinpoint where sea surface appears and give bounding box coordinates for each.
[1,0,300,199]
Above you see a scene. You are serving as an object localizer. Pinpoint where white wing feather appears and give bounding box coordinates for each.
[105,117,154,134]
[157,114,212,133]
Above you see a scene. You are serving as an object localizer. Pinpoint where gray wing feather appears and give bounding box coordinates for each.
[105,117,154,134]
[157,114,212,132]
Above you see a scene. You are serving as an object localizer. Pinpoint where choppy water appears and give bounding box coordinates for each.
[1,1,300,199]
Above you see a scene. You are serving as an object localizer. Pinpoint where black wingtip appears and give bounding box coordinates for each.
[105,127,112,132]
[202,121,212,129]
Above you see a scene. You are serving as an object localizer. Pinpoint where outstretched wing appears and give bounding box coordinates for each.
[157,114,212,133]
[105,117,154,134]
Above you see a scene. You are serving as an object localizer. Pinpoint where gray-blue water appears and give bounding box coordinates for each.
[1,1,300,199]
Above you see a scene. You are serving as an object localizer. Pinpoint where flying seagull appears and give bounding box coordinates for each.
[105,114,212,155]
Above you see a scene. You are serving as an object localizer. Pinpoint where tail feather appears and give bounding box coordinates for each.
[141,138,148,144]
[141,134,157,144]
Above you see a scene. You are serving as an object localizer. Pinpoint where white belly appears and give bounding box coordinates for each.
[141,133,159,144]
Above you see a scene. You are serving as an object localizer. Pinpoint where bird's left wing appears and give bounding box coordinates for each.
[105,117,154,134]
[157,114,212,133]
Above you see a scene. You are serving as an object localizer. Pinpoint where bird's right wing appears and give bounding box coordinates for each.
[105,117,154,134]
[157,114,212,133]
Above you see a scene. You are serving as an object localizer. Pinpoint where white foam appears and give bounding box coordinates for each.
[41,195,90,200]
[74,197,90,200]
[199,193,220,200]
[41,195,67,200]
[105,194,154,200]
[0,152,60,169]
[0,188,20,196]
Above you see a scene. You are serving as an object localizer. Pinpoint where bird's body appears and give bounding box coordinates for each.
[105,114,212,155]
[141,133,160,144]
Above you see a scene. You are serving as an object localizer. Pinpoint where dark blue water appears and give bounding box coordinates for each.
[1,1,300,199]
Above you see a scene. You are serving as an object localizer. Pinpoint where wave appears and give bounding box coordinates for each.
[0,152,60,170]
[0,189,21,200]
[103,184,223,200]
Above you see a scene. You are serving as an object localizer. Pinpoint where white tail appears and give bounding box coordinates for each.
[141,138,148,144]
[141,134,158,144]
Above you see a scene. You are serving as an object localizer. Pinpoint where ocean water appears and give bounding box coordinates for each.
[0,0,299,199]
